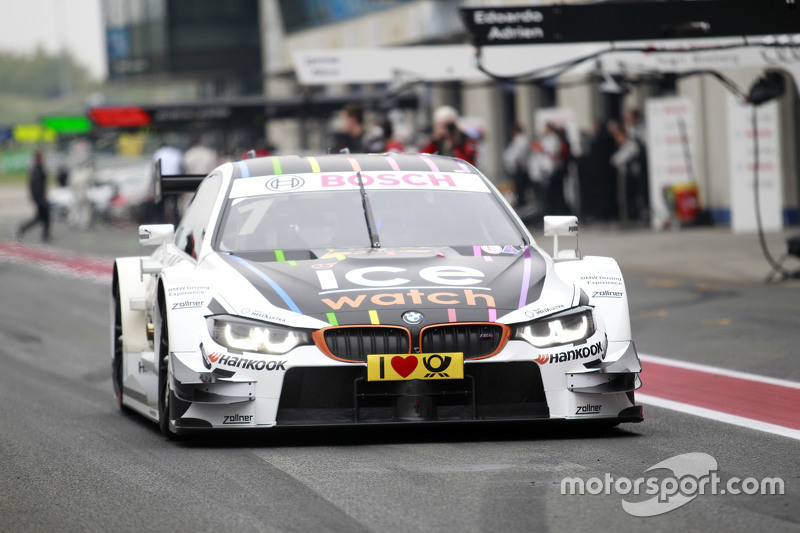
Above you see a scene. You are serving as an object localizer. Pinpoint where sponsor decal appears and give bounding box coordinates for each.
[223,414,253,425]
[402,311,423,324]
[524,304,566,319]
[502,245,519,254]
[580,275,623,287]
[321,289,495,310]
[366,353,464,381]
[592,290,624,299]
[138,361,148,374]
[265,175,304,191]
[167,284,210,298]
[239,308,287,324]
[172,300,203,310]
[535,341,603,365]
[481,245,503,255]
[315,265,486,290]
[575,404,602,415]
[214,354,287,371]
[321,172,457,188]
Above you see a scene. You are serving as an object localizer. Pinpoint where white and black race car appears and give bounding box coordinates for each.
[112,153,642,437]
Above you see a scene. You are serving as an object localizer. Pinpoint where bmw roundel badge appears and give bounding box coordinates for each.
[402,311,423,325]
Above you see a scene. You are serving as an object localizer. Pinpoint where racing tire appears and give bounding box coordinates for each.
[156,297,179,439]
[111,279,132,415]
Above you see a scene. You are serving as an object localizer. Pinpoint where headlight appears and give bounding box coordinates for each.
[514,309,595,348]
[209,316,311,355]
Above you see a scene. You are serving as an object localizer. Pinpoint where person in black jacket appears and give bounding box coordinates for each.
[15,150,51,242]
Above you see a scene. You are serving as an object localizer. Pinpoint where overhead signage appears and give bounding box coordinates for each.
[459,1,800,47]
[41,116,92,134]
[88,106,152,128]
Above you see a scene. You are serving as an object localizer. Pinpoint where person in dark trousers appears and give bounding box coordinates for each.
[15,150,51,242]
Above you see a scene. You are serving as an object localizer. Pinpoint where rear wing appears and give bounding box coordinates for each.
[154,159,205,203]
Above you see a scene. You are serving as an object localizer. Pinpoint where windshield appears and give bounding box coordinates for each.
[217,189,524,252]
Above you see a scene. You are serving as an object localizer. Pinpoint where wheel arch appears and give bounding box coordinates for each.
[113,257,151,357]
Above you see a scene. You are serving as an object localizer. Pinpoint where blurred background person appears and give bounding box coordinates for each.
[610,123,649,223]
[67,139,96,230]
[502,122,531,209]
[183,136,218,175]
[153,139,184,222]
[419,105,477,165]
[331,103,365,153]
[14,150,51,242]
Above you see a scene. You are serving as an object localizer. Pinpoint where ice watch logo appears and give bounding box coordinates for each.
[422,354,452,378]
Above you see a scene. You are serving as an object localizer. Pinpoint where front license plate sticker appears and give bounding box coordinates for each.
[366,353,464,381]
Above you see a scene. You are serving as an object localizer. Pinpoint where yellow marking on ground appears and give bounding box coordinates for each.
[701,318,732,326]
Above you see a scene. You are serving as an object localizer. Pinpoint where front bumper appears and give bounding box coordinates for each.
[167,340,643,431]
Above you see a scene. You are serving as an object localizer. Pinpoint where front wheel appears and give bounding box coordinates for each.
[111,279,131,414]
[156,298,178,439]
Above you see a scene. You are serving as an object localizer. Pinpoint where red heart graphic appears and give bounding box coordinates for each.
[391,356,418,378]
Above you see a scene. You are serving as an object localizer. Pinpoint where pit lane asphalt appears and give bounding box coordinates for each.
[0,218,798,532]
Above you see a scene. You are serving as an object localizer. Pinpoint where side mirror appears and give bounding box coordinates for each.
[543,216,580,260]
[139,224,174,247]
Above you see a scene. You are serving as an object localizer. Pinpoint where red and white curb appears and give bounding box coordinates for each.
[639,353,800,440]
[0,240,113,283]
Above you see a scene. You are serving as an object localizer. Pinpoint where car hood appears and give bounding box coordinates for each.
[217,246,567,327]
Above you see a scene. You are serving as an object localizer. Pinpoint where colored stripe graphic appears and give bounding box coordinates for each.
[326,312,339,326]
[274,250,286,262]
[347,157,362,172]
[271,157,283,175]
[227,254,301,314]
[472,245,482,257]
[518,246,532,308]
[307,156,321,173]
[488,309,497,322]
[452,158,470,172]
[418,153,440,172]
[236,160,250,178]
[369,310,380,325]
[639,355,800,431]
[384,154,400,171]
[448,309,457,322]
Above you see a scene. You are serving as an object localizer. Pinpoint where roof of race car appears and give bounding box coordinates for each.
[229,153,476,180]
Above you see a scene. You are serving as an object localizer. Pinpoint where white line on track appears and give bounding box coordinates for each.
[637,393,800,441]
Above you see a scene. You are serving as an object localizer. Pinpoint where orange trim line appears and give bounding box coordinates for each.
[312,325,412,363]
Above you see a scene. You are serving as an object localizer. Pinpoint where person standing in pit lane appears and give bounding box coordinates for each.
[15,150,51,242]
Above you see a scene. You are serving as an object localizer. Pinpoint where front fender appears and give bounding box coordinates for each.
[552,256,632,342]
[114,257,151,356]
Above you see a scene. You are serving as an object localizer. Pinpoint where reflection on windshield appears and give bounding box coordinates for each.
[217,190,523,252]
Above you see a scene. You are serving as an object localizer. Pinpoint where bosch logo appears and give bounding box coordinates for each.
[266,176,304,191]
[402,311,423,325]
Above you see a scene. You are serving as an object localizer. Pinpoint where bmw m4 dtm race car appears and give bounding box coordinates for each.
[111,153,643,437]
